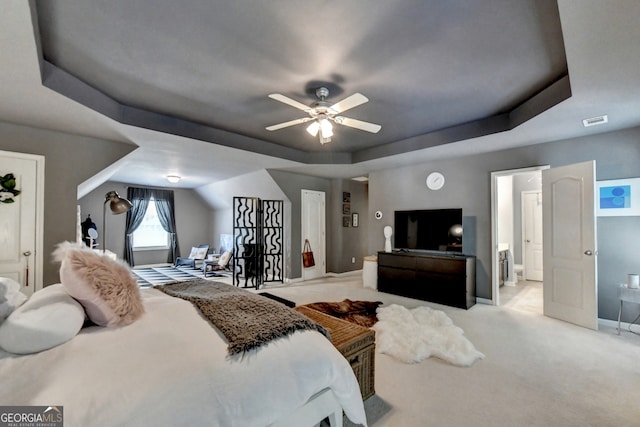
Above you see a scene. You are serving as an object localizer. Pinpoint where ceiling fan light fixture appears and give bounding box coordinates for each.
[320,118,333,137]
[306,121,320,136]
[267,87,381,142]
[319,134,332,145]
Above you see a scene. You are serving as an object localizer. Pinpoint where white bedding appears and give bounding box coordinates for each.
[0,288,367,426]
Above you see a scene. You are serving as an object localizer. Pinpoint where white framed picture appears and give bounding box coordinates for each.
[596,177,640,216]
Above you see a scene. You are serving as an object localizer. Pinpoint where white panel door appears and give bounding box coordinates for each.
[301,190,325,281]
[0,151,43,296]
[523,191,543,281]
[542,161,597,330]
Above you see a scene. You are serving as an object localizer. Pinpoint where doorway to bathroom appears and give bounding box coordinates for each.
[491,166,547,308]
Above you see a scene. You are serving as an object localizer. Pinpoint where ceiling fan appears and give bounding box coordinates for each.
[266,87,381,144]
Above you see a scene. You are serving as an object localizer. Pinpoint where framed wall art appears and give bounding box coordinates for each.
[596,177,640,216]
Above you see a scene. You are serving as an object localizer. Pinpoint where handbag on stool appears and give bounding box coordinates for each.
[302,239,315,268]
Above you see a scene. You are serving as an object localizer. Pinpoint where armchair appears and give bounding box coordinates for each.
[175,244,209,269]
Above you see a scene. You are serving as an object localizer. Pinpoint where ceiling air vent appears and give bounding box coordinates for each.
[582,115,608,127]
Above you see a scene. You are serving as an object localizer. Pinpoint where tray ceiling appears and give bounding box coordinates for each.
[35,0,569,164]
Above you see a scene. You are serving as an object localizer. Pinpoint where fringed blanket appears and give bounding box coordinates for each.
[155,279,328,355]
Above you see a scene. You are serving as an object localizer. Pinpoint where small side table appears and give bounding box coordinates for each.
[617,286,640,335]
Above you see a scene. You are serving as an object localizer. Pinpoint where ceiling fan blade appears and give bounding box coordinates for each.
[328,93,369,114]
[335,116,382,133]
[268,93,311,112]
[266,117,312,131]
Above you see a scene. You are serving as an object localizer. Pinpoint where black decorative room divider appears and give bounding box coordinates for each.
[232,197,283,289]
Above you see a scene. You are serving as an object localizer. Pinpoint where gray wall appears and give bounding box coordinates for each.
[368,126,640,321]
[267,171,330,278]
[78,181,212,266]
[203,170,292,276]
[328,179,369,273]
[206,170,371,279]
[0,121,135,285]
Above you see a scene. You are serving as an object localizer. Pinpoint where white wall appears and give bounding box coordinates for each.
[497,175,514,252]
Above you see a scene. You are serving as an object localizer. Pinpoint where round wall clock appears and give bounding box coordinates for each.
[426,172,445,190]
[374,210,383,220]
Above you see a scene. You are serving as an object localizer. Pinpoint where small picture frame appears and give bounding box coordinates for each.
[343,192,351,203]
[343,216,351,227]
[343,203,351,215]
[352,213,359,227]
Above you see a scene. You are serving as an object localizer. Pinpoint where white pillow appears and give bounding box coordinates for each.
[0,284,85,354]
[195,247,208,259]
[187,247,208,260]
[188,246,199,258]
[218,251,232,267]
[0,277,28,323]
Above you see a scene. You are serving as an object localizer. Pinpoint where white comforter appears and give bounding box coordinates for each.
[0,288,367,426]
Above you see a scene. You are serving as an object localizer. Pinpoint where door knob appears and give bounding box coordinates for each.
[584,250,593,256]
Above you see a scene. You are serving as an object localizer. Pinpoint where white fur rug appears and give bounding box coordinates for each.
[372,304,485,367]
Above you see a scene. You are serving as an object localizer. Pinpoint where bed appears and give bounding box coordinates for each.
[0,244,367,427]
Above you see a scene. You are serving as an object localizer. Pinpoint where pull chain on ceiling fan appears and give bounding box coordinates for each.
[266,87,381,144]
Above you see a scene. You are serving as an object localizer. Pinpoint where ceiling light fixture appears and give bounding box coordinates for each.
[306,121,320,136]
[306,114,333,144]
[167,175,181,183]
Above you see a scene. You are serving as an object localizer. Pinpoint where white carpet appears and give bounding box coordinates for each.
[258,275,640,427]
[373,304,485,367]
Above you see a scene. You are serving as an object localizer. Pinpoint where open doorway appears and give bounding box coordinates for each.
[491,166,548,310]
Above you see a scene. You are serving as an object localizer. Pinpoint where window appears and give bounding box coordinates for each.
[132,197,169,249]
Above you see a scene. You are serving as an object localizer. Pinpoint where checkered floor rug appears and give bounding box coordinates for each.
[132,265,229,287]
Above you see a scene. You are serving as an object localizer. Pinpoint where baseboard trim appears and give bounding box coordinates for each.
[598,317,635,332]
[286,269,363,284]
[325,269,362,278]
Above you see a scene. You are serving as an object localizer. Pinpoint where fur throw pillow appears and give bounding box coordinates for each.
[52,242,144,327]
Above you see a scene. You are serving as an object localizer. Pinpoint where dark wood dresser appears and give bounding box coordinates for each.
[377,251,476,309]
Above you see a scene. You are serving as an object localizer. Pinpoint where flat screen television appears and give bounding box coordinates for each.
[394,209,463,253]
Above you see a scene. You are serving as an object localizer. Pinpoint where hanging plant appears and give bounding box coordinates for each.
[0,173,21,204]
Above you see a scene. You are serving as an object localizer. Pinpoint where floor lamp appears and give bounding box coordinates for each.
[102,191,132,254]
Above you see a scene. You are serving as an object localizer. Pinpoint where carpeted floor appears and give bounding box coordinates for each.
[258,274,640,427]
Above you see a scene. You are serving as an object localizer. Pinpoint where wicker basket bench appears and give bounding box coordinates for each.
[295,306,375,400]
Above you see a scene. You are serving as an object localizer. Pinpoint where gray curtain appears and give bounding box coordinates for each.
[123,187,152,266]
[123,187,179,266]
[153,189,180,264]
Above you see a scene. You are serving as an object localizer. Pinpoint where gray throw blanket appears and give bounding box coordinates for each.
[155,279,328,355]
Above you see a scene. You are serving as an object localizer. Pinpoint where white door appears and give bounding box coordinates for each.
[301,190,325,280]
[0,150,44,296]
[523,191,543,281]
[542,161,597,330]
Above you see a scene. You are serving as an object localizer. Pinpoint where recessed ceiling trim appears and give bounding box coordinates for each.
[41,59,571,166]
[41,60,312,164]
[354,74,571,163]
